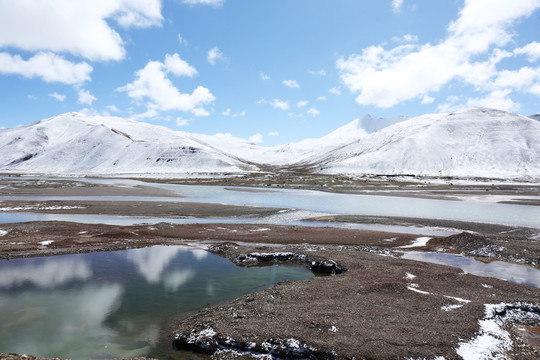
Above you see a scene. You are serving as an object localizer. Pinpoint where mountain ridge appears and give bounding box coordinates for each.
[1,108,539,180]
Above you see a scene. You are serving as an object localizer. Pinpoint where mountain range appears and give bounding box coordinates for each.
[0,108,539,180]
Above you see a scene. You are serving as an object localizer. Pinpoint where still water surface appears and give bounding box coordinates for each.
[1,178,539,228]
[0,245,313,359]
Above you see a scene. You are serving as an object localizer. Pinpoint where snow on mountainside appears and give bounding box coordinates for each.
[0,108,538,180]
[185,115,377,166]
[0,113,257,175]
[305,108,540,179]
[530,114,540,121]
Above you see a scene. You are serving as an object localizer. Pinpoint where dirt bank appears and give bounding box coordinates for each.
[168,242,540,360]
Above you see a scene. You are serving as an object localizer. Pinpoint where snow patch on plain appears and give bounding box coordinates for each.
[456,303,540,359]
[399,237,432,248]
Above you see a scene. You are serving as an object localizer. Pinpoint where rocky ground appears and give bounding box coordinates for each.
[0,175,539,359]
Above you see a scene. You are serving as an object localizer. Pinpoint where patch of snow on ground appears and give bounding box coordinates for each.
[407,286,431,295]
[456,303,540,360]
[399,237,432,248]
[405,272,417,280]
[250,228,271,232]
[482,284,493,289]
[0,229,8,236]
[441,304,464,311]
[38,240,54,246]
[0,205,85,211]
[443,295,471,304]
[329,325,338,333]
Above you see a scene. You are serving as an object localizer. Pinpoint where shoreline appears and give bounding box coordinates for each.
[0,176,539,359]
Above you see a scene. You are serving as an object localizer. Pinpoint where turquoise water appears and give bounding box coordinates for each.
[0,245,313,359]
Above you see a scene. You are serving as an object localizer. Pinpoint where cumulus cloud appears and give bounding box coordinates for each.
[118,54,214,116]
[164,53,198,77]
[260,72,270,80]
[270,99,289,111]
[207,46,225,65]
[297,100,308,108]
[78,89,97,105]
[48,92,66,102]
[307,108,320,117]
[329,87,341,95]
[0,0,162,62]
[316,95,327,101]
[0,52,92,85]
[392,0,404,13]
[282,79,300,88]
[308,69,326,76]
[248,133,263,144]
[514,42,540,62]
[337,0,540,110]
[176,117,190,126]
[268,131,279,136]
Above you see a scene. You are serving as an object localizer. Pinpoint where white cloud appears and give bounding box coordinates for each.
[48,92,66,102]
[421,95,434,104]
[392,0,404,13]
[0,52,92,85]
[176,117,190,126]
[316,95,327,101]
[222,108,245,117]
[177,33,187,45]
[268,131,279,136]
[192,107,211,117]
[282,79,300,88]
[271,99,289,111]
[248,133,263,144]
[297,100,308,108]
[78,89,97,105]
[337,0,540,109]
[329,87,341,95]
[0,0,162,62]
[514,41,540,62]
[307,108,320,117]
[207,46,225,65]
[164,53,198,77]
[118,56,215,116]
[183,0,224,6]
[308,69,326,76]
[260,72,270,81]
[106,105,120,113]
[392,34,418,43]
[466,89,520,112]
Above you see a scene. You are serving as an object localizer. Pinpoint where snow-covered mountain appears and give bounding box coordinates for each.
[303,108,540,179]
[0,113,257,176]
[530,114,540,121]
[0,108,539,180]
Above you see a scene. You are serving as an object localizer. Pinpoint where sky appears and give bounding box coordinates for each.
[0,0,539,146]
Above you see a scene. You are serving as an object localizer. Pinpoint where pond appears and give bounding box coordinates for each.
[401,251,540,288]
[0,245,313,359]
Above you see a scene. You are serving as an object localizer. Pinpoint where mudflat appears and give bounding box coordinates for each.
[0,176,539,360]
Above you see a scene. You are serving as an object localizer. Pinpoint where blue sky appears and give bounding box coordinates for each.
[1,0,539,145]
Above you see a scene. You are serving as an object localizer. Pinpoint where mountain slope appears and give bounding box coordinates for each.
[304,108,540,179]
[0,108,538,180]
[0,113,257,175]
